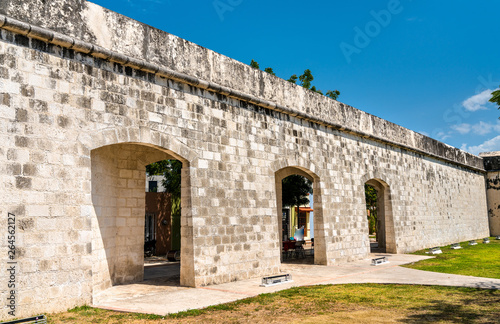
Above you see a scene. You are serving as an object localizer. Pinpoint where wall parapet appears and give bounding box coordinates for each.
[0,0,484,172]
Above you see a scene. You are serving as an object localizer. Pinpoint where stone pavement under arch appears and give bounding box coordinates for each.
[93,254,500,316]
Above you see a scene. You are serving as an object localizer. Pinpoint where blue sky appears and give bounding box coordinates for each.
[91,0,500,155]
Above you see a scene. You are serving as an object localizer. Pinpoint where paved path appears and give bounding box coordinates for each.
[93,253,500,316]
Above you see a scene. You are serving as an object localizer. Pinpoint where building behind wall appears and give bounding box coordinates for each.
[283,193,314,240]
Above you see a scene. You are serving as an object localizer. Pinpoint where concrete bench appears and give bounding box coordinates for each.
[371,256,389,266]
[429,247,442,254]
[260,274,292,287]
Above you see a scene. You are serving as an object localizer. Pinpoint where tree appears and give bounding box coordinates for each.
[299,69,314,89]
[365,184,377,235]
[310,86,323,95]
[250,61,341,100]
[282,175,312,208]
[326,90,340,100]
[146,159,182,250]
[287,74,298,84]
[264,67,276,76]
[282,175,312,237]
[490,86,500,108]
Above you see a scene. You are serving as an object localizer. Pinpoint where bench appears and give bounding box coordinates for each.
[429,247,442,254]
[483,238,490,244]
[371,256,389,266]
[469,240,477,246]
[450,243,461,249]
[260,274,293,287]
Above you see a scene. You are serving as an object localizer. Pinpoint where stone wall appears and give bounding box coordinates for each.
[480,152,500,236]
[0,0,491,319]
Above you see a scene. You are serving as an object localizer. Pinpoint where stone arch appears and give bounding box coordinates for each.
[361,173,397,254]
[86,127,198,301]
[273,158,327,265]
[79,126,198,164]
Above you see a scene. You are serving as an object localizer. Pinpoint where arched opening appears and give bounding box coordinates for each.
[90,143,194,301]
[275,167,326,266]
[364,178,396,253]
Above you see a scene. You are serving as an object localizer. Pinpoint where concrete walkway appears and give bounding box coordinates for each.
[93,253,500,316]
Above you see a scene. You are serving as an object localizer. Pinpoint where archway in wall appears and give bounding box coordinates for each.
[364,178,396,253]
[90,143,193,301]
[275,167,327,266]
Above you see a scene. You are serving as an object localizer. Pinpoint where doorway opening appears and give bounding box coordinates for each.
[275,167,326,266]
[364,179,396,254]
[143,159,182,284]
[91,143,193,303]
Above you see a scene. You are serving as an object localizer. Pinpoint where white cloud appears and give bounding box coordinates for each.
[471,121,494,135]
[462,89,496,112]
[450,120,500,136]
[461,135,500,155]
[436,131,451,140]
[451,123,471,134]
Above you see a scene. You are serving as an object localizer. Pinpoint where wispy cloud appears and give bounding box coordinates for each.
[472,121,500,135]
[436,131,452,141]
[451,120,500,136]
[461,135,500,155]
[462,89,496,112]
[451,123,471,134]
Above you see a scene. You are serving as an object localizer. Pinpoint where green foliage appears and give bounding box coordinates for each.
[365,184,378,234]
[250,61,340,100]
[170,196,181,250]
[146,160,182,249]
[282,175,312,208]
[146,160,182,198]
[162,160,182,198]
[264,67,276,76]
[310,86,323,95]
[490,86,500,114]
[145,160,170,176]
[326,89,340,100]
[299,69,314,89]
[287,74,298,84]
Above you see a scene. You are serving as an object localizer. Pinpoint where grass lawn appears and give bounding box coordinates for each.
[46,284,500,323]
[403,237,500,279]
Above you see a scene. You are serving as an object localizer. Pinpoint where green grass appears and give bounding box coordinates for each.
[403,237,500,279]
[49,284,500,323]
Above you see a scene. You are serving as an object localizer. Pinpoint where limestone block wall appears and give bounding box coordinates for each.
[0,0,491,319]
[480,152,500,236]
